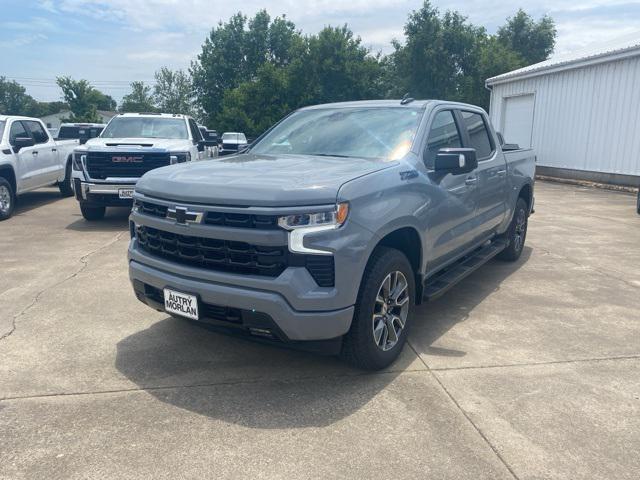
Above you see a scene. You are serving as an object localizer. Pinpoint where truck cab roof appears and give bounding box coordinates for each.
[116,113,192,119]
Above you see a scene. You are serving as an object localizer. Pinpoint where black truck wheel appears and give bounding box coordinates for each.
[498,197,529,262]
[58,160,74,197]
[341,246,415,370]
[80,203,106,221]
[636,189,640,215]
[0,177,16,221]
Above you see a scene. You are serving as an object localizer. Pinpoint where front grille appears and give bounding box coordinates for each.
[140,201,168,218]
[135,225,335,286]
[86,152,170,179]
[136,225,287,277]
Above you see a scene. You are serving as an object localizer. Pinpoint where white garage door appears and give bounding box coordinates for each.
[501,94,535,149]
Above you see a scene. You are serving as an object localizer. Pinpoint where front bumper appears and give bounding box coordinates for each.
[129,258,354,341]
[74,179,135,207]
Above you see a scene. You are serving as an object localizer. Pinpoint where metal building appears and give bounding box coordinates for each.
[486,33,640,186]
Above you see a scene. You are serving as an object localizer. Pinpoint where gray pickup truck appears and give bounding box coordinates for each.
[128,100,535,370]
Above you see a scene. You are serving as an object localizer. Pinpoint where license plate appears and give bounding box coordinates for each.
[118,188,134,199]
[163,288,199,320]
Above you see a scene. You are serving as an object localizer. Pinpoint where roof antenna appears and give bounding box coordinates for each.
[400,93,415,105]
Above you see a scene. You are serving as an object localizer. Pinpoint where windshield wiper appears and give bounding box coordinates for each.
[307,153,354,158]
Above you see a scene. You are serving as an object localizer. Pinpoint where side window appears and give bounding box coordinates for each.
[25,121,50,144]
[424,110,461,168]
[188,119,201,143]
[460,111,493,159]
[9,121,30,145]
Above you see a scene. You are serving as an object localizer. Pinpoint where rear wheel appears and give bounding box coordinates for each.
[80,203,106,221]
[497,197,528,262]
[0,177,15,221]
[58,160,74,197]
[636,189,639,215]
[341,247,415,370]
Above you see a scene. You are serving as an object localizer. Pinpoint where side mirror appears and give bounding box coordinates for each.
[434,148,477,175]
[12,136,35,152]
[197,140,205,152]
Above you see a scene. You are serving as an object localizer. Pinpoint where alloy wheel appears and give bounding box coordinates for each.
[372,271,410,351]
[0,185,11,214]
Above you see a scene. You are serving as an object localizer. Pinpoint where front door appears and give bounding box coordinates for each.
[422,109,479,273]
[9,121,40,192]
[24,120,59,186]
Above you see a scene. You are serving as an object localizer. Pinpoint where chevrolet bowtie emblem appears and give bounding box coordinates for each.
[167,206,203,225]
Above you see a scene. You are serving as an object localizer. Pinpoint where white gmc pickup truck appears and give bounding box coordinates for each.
[72,113,206,221]
[0,115,77,220]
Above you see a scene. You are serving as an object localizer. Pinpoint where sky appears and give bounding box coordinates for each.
[2,0,640,104]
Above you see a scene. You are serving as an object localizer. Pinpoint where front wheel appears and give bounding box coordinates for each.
[0,177,16,221]
[497,197,529,262]
[341,247,415,370]
[58,160,74,197]
[80,203,106,221]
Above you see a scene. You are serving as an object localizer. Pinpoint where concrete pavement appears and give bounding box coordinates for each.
[1,182,638,479]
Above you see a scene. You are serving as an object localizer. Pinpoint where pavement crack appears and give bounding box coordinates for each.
[429,353,640,372]
[407,340,521,480]
[0,231,126,343]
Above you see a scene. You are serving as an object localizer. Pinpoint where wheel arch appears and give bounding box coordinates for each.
[372,226,423,304]
[0,165,17,195]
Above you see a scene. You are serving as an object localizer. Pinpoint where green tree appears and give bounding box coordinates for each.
[0,77,38,115]
[120,81,156,113]
[56,77,103,122]
[191,11,301,125]
[153,67,195,116]
[498,9,556,65]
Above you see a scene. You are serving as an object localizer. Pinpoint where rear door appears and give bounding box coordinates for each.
[457,110,507,239]
[422,109,479,271]
[24,120,60,186]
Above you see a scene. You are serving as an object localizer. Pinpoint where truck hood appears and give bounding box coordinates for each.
[136,153,396,207]
[82,137,192,151]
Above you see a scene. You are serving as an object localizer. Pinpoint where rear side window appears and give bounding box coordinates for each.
[425,110,461,168]
[9,121,29,145]
[460,111,493,159]
[25,121,49,144]
[57,126,80,139]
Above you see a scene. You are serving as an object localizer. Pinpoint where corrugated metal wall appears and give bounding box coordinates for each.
[489,55,640,176]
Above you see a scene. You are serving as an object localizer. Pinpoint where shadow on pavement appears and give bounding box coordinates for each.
[409,246,532,358]
[65,207,131,232]
[115,246,531,428]
[13,189,64,216]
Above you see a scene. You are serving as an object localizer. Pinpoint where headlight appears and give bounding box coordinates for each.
[170,152,191,164]
[279,203,349,255]
[278,203,349,230]
[72,153,86,171]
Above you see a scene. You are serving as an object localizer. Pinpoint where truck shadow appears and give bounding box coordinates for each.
[409,246,532,358]
[65,208,131,232]
[114,247,531,429]
[13,189,64,215]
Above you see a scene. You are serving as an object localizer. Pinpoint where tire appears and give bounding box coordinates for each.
[497,197,529,262]
[0,177,16,221]
[58,160,74,197]
[80,203,106,221]
[636,190,640,215]
[341,246,415,370]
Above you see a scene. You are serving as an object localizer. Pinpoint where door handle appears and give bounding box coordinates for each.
[497,169,507,176]
[52,148,57,152]
[465,177,477,185]
[32,151,39,155]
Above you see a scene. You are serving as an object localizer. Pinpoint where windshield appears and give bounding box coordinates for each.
[101,117,188,139]
[251,107,422,159]
[0,121,5,142]
[222,133,247,142]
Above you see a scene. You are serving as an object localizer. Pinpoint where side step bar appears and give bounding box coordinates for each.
[422,239,508,302]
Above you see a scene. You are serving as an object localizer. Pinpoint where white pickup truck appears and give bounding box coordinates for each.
[72,113,206,221]
[0,115,77,220]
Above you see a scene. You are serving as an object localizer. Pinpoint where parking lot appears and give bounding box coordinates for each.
[0,180,638,479]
